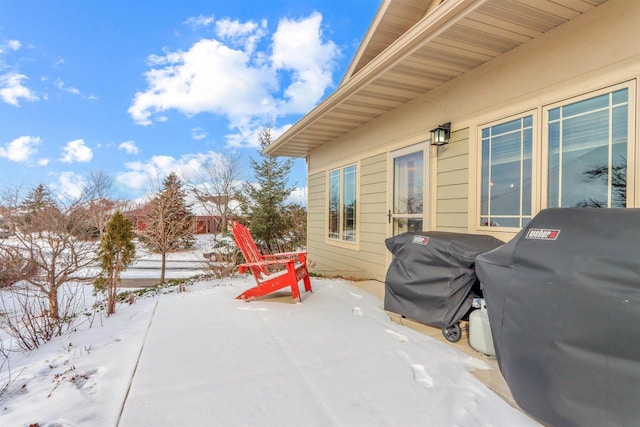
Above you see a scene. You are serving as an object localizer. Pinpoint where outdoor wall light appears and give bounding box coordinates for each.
[430,122,451,146]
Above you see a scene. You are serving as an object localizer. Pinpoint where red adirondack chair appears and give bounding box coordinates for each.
[232,221,312,302]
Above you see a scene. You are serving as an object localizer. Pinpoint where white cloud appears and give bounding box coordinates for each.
[60,139,93,163]
[118,140,139,155]
[216,18,267,53]
[129,13,340,148]
[55,79,96,100]
[55,79,80,95]
[184,14,215,29]
[0,135,41,162]
[191,127,206,141]
[0,73,39,106]
[51,171,85,201]
[287,186,308,206]
[226,121,290,148]
[128,38,276,127]
[38,158,50,166]
[115,151,224,192]
[7,40,21,51]
[271,12,338,114]
[0,39,21,55]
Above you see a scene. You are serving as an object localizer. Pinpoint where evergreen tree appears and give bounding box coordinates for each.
[20,184,58,233]
[22,184,55,211]
[143,172,194,283]
[95,211,136,315]
[242,128,295,250]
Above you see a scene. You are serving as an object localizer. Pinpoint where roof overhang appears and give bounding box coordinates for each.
[267,0,607,157]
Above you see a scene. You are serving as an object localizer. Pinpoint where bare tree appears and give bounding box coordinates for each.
[0,244,36,288]
[143,173,194,283]
[84,170,113,201]
[0,184,98,320]
[78,170,115,236]
[285,203,307,251]
[187,152,242,235]
[0,283,87,350]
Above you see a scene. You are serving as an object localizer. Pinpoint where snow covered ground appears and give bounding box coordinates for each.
[0,237,540,426]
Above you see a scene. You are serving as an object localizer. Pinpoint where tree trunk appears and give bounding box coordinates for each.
[48,288,59,319]
[108,258,121,315]
[107,266,116,316]
[160,251,166,283]
[107,275,116,315]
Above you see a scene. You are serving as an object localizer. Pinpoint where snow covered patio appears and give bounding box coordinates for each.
[117,278,539,426]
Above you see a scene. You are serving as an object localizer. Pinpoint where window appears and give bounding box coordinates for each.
[480,115,533,228]
[328,164,357,242]
[547,88,628,208]
[477,83,634,232]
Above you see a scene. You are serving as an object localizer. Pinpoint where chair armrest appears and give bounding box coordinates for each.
[262,252,307,262]
[237,258,295,274]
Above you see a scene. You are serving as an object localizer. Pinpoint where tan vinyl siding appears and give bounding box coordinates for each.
[435,128,469,232]
[307,172,326,248]
[307,153,388,280]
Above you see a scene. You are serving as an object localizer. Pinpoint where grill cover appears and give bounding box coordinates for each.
[384,231,503,328]
[476,208,640,427]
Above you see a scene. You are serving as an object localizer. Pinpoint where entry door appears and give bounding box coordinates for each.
[389,143,429,236]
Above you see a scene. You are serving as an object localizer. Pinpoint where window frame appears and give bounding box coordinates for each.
[327,163,359,246]
[541,82,635,210]
[477,110,539,232]
[475,81,637,233]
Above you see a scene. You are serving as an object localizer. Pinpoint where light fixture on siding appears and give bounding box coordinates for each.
[430,122,451,146]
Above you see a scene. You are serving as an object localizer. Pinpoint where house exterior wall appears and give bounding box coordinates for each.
[435,128,469,232]
[306,0,640,279]
[308,153,389,280]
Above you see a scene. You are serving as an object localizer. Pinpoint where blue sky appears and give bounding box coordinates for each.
[0,0,378,202]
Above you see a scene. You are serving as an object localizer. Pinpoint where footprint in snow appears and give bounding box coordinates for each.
[385,329,409,342]
[411,364,434,388]
[394,350,435,388]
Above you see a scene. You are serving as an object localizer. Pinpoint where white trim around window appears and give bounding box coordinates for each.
[541,81,636,210]
[477,110,539,231]
[474,80,637,233]
[327,163,359,247]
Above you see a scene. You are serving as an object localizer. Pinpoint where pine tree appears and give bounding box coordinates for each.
[242,128,295,250]
[143,172,194,283]
[22,184,55,211]
[20,184,58,233]
[96,211,136,315]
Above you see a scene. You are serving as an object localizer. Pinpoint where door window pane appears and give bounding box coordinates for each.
[547,89,628,208]
[393,218,423,235]
[394,152,423,215]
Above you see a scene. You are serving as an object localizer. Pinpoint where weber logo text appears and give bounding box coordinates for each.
[412,236,429,245]
[526,228,560,240]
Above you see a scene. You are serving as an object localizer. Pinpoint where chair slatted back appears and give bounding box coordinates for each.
[232,222,270,278]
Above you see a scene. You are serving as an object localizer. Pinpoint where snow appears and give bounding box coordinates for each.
[0,238,541,427]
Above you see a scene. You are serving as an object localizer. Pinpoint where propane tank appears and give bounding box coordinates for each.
[469,298,496,357]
